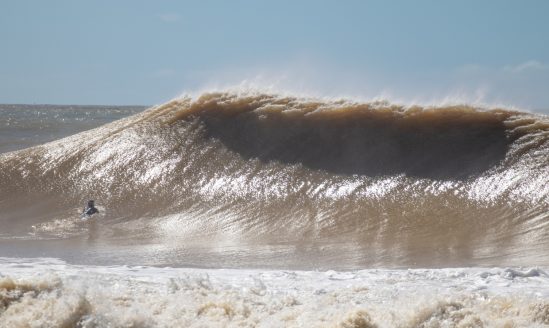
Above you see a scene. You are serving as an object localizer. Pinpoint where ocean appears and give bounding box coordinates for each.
[0,92,548,327]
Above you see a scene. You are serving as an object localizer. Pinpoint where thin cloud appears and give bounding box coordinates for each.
[158,13,181,23]
[503,60,549,73]
[457,61,549,74]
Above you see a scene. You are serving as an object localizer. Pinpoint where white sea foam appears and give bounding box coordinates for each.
[0,258,548,327]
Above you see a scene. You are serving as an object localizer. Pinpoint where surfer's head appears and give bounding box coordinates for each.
[87,200,95,207]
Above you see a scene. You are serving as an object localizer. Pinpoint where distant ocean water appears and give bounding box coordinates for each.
[0,104,146,154]
[0,92,548,326]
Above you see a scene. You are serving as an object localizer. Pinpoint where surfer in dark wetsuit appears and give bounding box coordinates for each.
[83,200,99,216]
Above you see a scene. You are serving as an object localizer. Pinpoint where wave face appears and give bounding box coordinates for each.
[0,92,548,268]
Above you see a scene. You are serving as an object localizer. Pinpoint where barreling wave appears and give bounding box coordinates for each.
[0,91,548,268]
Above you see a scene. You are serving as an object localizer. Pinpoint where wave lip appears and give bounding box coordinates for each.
[168,93,528,179]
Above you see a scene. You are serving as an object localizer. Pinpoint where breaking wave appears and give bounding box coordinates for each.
[0,91,548,268]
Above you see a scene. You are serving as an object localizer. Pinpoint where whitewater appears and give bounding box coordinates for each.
[1,257,548,327]
[0,91,548,326]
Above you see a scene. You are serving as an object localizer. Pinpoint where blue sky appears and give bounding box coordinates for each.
[1,1,548,112]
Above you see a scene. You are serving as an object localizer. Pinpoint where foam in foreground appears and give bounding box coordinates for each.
[1,258,549,327]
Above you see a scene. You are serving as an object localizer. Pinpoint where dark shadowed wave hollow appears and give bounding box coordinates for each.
[0,92,547,268]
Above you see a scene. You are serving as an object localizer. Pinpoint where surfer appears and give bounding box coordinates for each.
[83,200,99,216]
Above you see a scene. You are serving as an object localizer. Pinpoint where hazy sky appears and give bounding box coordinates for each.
[1,0,548,112]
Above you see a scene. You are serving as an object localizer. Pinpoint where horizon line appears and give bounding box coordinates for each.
[0,103,151,108]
